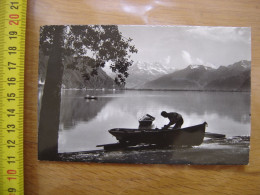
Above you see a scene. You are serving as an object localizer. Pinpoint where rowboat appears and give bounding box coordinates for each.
[108,122,207,147]
[84,95,97,100]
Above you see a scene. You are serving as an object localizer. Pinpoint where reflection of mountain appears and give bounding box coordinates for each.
[153,92,250,124]
[126,61,175,88]
[59,90,250,132]
[59,91,113,129]
[39,54,117,89]
[58,90,250,153]
[140,60,251,91]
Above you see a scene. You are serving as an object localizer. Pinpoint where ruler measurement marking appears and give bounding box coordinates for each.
[0,0,26,194]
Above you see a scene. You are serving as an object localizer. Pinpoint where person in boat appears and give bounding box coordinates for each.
[161,111,183,130]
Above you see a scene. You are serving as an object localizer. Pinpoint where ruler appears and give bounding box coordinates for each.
[0,0,27,194]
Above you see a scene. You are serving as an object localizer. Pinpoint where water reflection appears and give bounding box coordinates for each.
[59,90,113,129]
[58,90,250,153]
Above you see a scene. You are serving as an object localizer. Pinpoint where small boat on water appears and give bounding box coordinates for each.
[108,122,208,147]
[84,95,97,100]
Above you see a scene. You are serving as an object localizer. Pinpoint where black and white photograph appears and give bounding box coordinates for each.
[38,25,251,165]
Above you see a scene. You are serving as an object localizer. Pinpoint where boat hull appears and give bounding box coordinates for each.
[84,97,97,100]
[109,122,207,146]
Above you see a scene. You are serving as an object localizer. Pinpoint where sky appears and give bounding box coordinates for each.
[118,25,251,69]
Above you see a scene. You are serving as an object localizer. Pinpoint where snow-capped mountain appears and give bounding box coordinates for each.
[188,65,214,71]
[126,61,175,88]
[139,60,251,91]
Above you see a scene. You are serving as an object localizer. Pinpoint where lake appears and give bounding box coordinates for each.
[57,90,251,153]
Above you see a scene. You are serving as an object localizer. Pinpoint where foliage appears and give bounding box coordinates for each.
[40,25,138,85]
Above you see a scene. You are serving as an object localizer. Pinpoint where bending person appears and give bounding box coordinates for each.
[161,111,183,130]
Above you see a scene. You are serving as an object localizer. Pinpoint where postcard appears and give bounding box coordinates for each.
[38,25,251,164]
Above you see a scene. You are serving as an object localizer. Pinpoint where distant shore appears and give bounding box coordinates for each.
[39,81,250,93]
[124,88,251,93]
[56,87,250,93]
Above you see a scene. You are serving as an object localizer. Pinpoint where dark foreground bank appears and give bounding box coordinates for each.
[59,136,250,165]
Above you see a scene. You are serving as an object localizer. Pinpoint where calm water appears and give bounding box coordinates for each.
[58,90,250,153]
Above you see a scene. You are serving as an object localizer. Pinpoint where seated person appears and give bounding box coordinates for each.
[161,111,183,130]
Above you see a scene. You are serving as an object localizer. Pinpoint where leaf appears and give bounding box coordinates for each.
[41,25,138,85]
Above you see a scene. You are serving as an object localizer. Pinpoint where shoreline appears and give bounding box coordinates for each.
[59,136,250,165]
[58,87,251,93]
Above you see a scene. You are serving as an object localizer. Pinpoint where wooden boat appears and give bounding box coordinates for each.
[138,114,155,127]
[84,95,97,100]
[108,122,207,147]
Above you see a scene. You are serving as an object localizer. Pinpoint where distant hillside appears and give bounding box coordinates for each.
[39,54,117,89]
[140,60,251,91]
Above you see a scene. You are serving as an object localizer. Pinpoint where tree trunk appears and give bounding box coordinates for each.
[38,26,64,160]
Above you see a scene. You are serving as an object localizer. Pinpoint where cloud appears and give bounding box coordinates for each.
[195,58,204,64]
[119,25,251,68]
[187,26,251,44]
[164,56,171,64]
[182,50,216,68]
[182,50,192,64]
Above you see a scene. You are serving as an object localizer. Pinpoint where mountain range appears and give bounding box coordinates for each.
[39,54,251,92]
[138,60,251,91]
[125,61,175,88]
